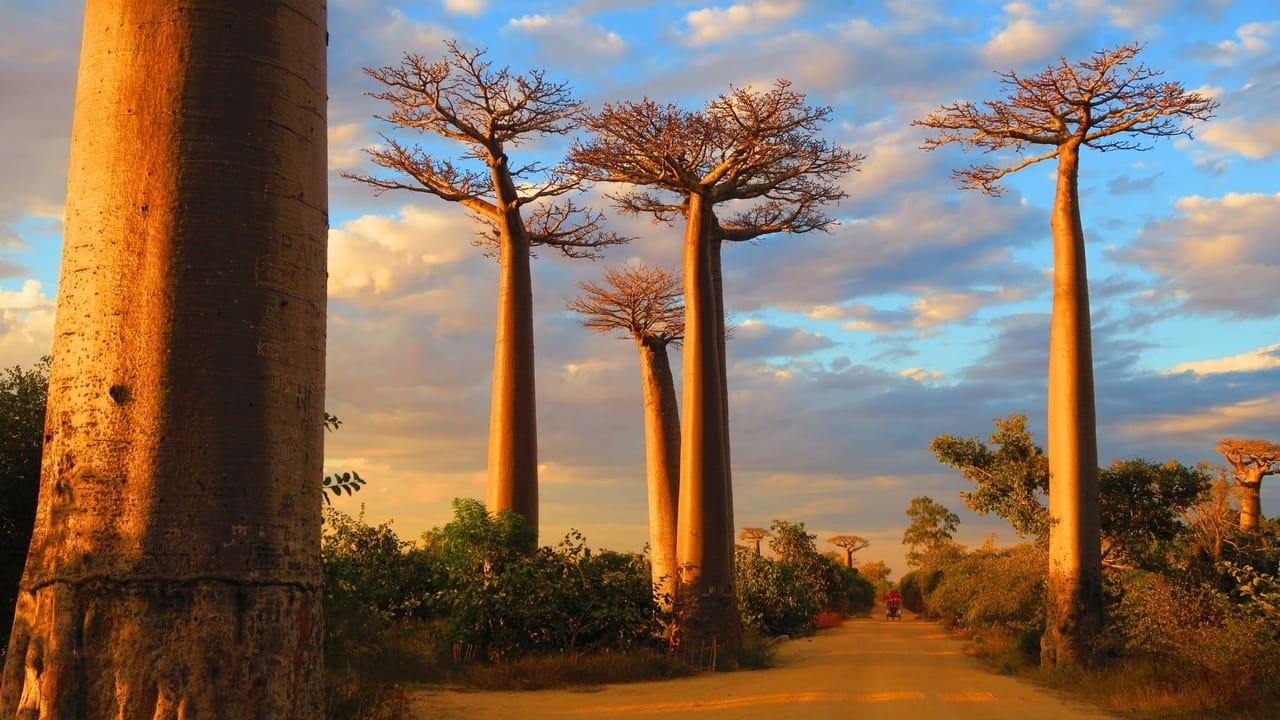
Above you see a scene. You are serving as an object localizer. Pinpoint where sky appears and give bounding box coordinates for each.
[1,0,1278,576]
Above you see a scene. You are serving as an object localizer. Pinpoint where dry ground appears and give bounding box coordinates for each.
[408,611,1115,719]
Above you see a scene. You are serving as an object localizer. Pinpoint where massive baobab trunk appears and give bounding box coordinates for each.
[1041,141,1103,669]
[1,2,328,717]
[486,158,539,539]
[638,339,680,608]
[709,238,735,555]
[675,195,740,665]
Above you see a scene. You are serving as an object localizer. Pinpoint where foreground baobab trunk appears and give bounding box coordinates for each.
[639,338,681,608]
[487,173,539,534]
[1,2,328,717]
[916,43,1215,668]
[1043,140,1103,668]
[709,238,734,551]
[676,195,738,663]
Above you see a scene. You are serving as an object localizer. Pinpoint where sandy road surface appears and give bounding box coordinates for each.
[409,612,1114,719]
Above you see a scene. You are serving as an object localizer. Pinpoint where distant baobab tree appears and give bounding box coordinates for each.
[1,2,328,716]
[915,43,1216,669]
[572,81,858,664]
[567,264,683,607]
[739,527,768,556]
[349,42,625,540]
[1216,439,1279,531]
[828,535,870,568]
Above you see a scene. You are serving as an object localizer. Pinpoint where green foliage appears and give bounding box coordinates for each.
[0,357,48,654]
[902,496,959,567]
[931,413,1049,540]
[735,519,874,637]
[1099,459,1210,569]
[323,471,367,505]
[922,543,1047,633]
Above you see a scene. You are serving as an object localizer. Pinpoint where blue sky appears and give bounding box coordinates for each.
[2,0,1278,574]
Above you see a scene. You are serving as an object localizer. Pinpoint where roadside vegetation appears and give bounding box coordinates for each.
[902,413,1280,719]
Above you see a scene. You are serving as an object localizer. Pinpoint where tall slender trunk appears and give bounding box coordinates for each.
[675,194,740,666]
[709,238,735,555]
[1238,472,1263,531]
[1041,140,1103,669]
[486,156,539,540]
[845,549,854,569]
[638,339,680,610]
[1,2,327,717]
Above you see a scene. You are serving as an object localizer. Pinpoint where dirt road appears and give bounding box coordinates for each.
[410,613,1114,719]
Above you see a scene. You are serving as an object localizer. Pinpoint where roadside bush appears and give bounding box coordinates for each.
[925,544,1045,633]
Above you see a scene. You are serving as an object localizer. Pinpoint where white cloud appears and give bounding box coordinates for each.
[1166,344,1280,376]
[506,13,626,66]
[444,0,486,16]
[683,0,805,46]
[1118,393,1280,438]
[982,3,1060,67]
[0,279,55,366]
[899,367,942,382]
[328,205,479,303]
[1122,192,1280,317]
[1201,117,1280,159]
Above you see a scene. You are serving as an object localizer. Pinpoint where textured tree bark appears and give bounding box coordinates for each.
[1,2,328,717]
[674,195,740,666]
[709,238,735,556]
[1238,474,1263,531]
[1041,141,1104,669]
[485,156,540,541]
[638,341,680,610]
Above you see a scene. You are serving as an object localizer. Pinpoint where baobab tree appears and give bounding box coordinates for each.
[567,264,683,607]
[1,2,328,717]
[1216,439,1279,531]
[572,81,858,663]
[915,43,1216,668]
[739,527,768,556]
[348,42,624,540]
[828,535,870,568]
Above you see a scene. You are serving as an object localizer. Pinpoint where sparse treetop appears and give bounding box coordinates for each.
[914,43,1217,194]
[566,264,684,346]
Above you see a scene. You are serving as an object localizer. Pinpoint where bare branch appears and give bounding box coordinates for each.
[914,43,1218,193]
[566,264,684,345]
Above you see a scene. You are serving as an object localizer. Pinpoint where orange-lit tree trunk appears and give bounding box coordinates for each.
[638,339,680,608]
[1238,470,1264,531]
[675,195,740,665]
[709,238,735,554]
[1042,140,1104,668]
[486,157,539,540]
[1,2,327,717]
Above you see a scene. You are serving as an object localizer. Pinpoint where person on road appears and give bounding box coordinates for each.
[885,589,903,620]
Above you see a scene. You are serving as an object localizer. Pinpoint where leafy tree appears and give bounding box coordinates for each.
[349,42,626,540]
[903,496,960,567]
[931,413,1049,540]
[0,358,47,652]
[916,43,1216,668]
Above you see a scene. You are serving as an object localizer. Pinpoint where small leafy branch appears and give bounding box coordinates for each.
[323,471,367,506]
[321,411,368,505]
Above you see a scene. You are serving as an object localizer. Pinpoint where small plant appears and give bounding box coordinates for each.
[323,471,367,505]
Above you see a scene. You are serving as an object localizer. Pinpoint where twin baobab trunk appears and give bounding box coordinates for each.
[709,238,735,553]
[638,339,680,608]
[675,195,740,665]
[486,158,539,539]
[1041,141,1104,668]
[2,2,328,717]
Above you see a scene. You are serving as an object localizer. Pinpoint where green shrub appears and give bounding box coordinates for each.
[925,544,1045,633]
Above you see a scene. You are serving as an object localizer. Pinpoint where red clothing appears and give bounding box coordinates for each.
[886,592,902,610]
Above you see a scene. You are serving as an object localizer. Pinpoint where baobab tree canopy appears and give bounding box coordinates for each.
[566,264,684,346]
[348,41,625,257]
[571,80,860,237]
[915,43,1218,195]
